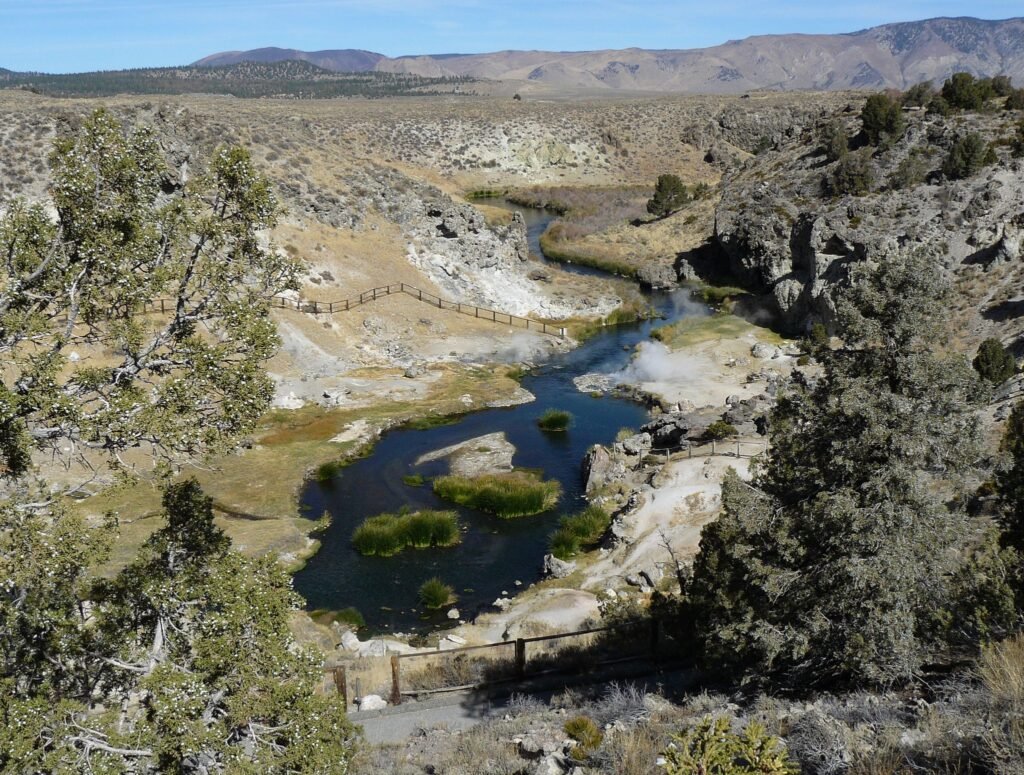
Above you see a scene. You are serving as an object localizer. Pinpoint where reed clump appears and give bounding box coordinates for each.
[537,408,572,432]
[419,577,457,609]
[433,471,561,518]
[549,505,611,559]
[351,509,460,557]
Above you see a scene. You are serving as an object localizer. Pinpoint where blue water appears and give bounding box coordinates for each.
[292,205,699,634]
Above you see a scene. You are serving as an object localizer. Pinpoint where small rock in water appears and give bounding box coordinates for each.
[514,579,522,586]
[447,608,460,620]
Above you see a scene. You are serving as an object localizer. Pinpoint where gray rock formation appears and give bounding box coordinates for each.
[713,108,1024,332]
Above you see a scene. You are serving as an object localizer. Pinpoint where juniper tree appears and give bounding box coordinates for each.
[0,109,299,483]
[860,92,904,146]
[689,250,986,688]
[1,480,355,772]
[646,174,690,218]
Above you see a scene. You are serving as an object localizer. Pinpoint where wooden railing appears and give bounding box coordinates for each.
[139,283,566,337]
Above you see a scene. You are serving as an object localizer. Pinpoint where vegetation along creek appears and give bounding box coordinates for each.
[294,203,706,633]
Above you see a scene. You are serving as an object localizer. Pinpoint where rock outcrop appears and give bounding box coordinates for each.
[711,107,1024,332]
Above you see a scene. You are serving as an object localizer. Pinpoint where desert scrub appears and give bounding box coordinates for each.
[550,505,611,559]
[537,408,572,432]
[418,577,456,609]
[564,715,604,761]
[433,471,561,517]
[663,716,796,774]
[704,421,738,441]
[351,509,460,556]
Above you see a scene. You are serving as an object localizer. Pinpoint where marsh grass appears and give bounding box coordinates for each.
[351,509,460,557]
[402,473,426,487]
[419,577,456,609]
[537,408,573,432]
[433,471,561,518]
[406,414,459,430]
[549,505,611,559]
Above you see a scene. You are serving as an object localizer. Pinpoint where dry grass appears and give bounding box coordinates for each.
[978,632,1024,707]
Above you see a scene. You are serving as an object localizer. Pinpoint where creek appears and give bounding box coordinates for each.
[293,204,705,634]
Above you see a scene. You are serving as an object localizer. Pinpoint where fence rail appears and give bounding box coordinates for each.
[139,283,566,337]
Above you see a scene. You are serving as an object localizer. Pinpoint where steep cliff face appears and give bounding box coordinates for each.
[712,107,1024,332]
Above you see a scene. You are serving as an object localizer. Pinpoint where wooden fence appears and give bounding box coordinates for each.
[139,283,566,337]
[318,618,664,708]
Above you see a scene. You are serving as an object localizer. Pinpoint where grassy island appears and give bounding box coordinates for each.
[537,408,573,432]
[433,471,561,518]
[351,509,460,557]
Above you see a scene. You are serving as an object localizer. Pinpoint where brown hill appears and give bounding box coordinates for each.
[193,16,1024,93]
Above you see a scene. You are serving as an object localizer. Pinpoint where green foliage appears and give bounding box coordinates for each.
[860,92,905,146]
[0,479,356,771]
[564,715,603,760]
[335,607,367,631]
[433,471,561,517]
[700,284,749,306]
[902,81,936,108]
[943,133,997,180]
[1012,120,1024,158]
[942,72,993,111]
[927,95,953,117]
[537,408,573,432]
[549,505,611,559]
[830,149,875,196]
[990,75,1016,98]
[0,109,299,480]
[688,251,986,689]
[662,716,797,774]
[1007,89,1024,111]
[351,509,460,556]
[996,403,1024,576]
[819,119,849,162]
[647,174,690,218]
[705,421,738,441]
[888,148,931,190]
[402,473,427,486]
[974,337,1016,384]
[418,577,456,609]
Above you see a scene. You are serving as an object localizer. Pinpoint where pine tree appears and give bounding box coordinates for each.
[689,251,986,688]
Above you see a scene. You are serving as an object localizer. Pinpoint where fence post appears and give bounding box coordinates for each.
[390,656,402,706]
[711,439,716,455]
[333,667,348,711]
[515,638,527,679]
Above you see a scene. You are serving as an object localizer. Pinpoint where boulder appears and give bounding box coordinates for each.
[357,694,387,712]
[447,608,460,620]
[543,554,577,579]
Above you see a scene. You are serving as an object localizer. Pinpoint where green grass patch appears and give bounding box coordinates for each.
[549,505,611,560]
[310,607,366,632]
[406,414,459,430]
[351,509,460,557]
[402,473,426,487]
[537,408,572,432]
[697,284,749,306]
[314,460,346,483]
[463,188,510,200]
[433,471,561,518]
[419,577,457,609]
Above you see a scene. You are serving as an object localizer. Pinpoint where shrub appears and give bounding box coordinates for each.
[1012,120,1024,158]
[860,93,904,146]
[351,509,460,556]
[888,149,930,190]
[705,421,738,440]
[974,338,1016,384]
[943,133,996,180]
[662,716,797,774]
[537,408,572,432]
[902,80,935,107]
[550,528,581,560]
[991,75,1015,98]
[418,577,456,609]
[433,471,561,517]
[1007,89,1024,111]
[335,607,366,631]
[564,715,603,760]
[942,72,990,111]
[830,149,874,196]
[819,119,848,162]
[927,95,952,117]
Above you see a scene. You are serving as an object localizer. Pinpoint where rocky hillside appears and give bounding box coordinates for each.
[708,99,1024,341]
[195,16,1024,94]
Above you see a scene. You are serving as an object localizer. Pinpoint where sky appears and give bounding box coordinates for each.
[1,0,1021,73]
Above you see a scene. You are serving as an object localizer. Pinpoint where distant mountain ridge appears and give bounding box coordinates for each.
[193,17,1024,93]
